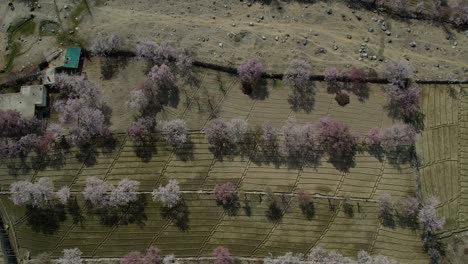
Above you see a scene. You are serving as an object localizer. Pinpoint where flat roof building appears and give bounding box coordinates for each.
[0,85,47,118]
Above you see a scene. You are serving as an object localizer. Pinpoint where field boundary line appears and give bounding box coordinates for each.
[198,158,217,189]
[155,147,176,188]
[307,200,342,253]
[179,70,207,119]
[456,92,465,229]
[147,220,172,248]
[250,195,294,257]
[369,223,382,253]
[370,160,386,199]
[91,225,118,257]
[333,171,347,196]
[197,210,226,256]
[250,164,303,256]
[201,78,237,130]
[102,135,127,182]
[53,223,76,252]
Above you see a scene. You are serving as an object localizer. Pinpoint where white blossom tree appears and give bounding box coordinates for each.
[152,180,181,208]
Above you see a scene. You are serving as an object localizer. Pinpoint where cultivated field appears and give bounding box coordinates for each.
[0,66,429,263]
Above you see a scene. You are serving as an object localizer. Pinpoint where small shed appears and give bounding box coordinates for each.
[63,48,81,69]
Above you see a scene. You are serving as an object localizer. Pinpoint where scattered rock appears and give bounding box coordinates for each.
[275,36,279,41]
[303,38,308,46]
[333,45,338,50]
[262,36,266,40]
[325,8,333,15]
[346,34,352,39]
[385,30,391,36]
[410,41,417,48]
[219,43,223,47]
[368,28,374,33]
[64,5,68,9]
[249,22,254,26]
[364,37,369,42]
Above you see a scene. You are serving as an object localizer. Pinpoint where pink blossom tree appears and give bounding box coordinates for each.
[347,67,368,100]
[284,59,312,89]
[82,176,112,208]
[10,178,55,208]
[238,58,263,94]
[161,119,188,148]
[396,196,420,225]
[450,0,468,27]
[383,61,412,88]
[152,180,181,208]
[148,64,177,91]
[385,84,421,122]
[109,179,140,207]
[127,117,155,142]
[418,196,445,234]
[58,248,82,264]
[204,119,231,150]
[281,118,315,160]
[56,187,71,205]
[317,117,356,159]
[212,246,233,264]
[69,107,111,147]
[377,193,394,227]
[381,124,416,153]
[0,109,24,137]
[120,246,162,264]
[298,190,315,220]
[213,182,237,207]
[136,40,176,66]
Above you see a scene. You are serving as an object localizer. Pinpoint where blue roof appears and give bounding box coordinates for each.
[63,48,81,69]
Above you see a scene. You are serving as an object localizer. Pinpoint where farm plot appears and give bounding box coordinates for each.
[0,193,428,263]
[416,84,467,232]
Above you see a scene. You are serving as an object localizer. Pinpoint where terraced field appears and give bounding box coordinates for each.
[0,67,438,263]
[416,83,468,233]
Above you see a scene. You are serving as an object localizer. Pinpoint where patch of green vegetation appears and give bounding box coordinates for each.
[3,16,36,72]
[39,20,60,36]
[69,0,88,28]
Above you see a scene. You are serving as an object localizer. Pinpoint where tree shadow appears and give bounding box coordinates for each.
[217,195,241,216]
[380,213,396,228]
[174,139,195,161]
[328,154,356,172]
[368,145,385,162]
[343,201,354,218]
[252,144,285,168]
[397,214,419,230]
[161,200,190,231]
[133,139,158,162]
[26,204,66,235]
[266,199,284,222]
[89,195,147,227]
[75,135,118,167]
[243,198,252,217]
[67,197,84,226]
[100,56,129,80]
[288,82,316,113]
[248,78,269,100]
[299,199,315,220]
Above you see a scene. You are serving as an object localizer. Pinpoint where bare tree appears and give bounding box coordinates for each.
[162,119,188,148]
[152,180,181,208]
[148,64,177,91]
[382,61,412,88]
[419,196,445,234]
[261,122,278,146]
